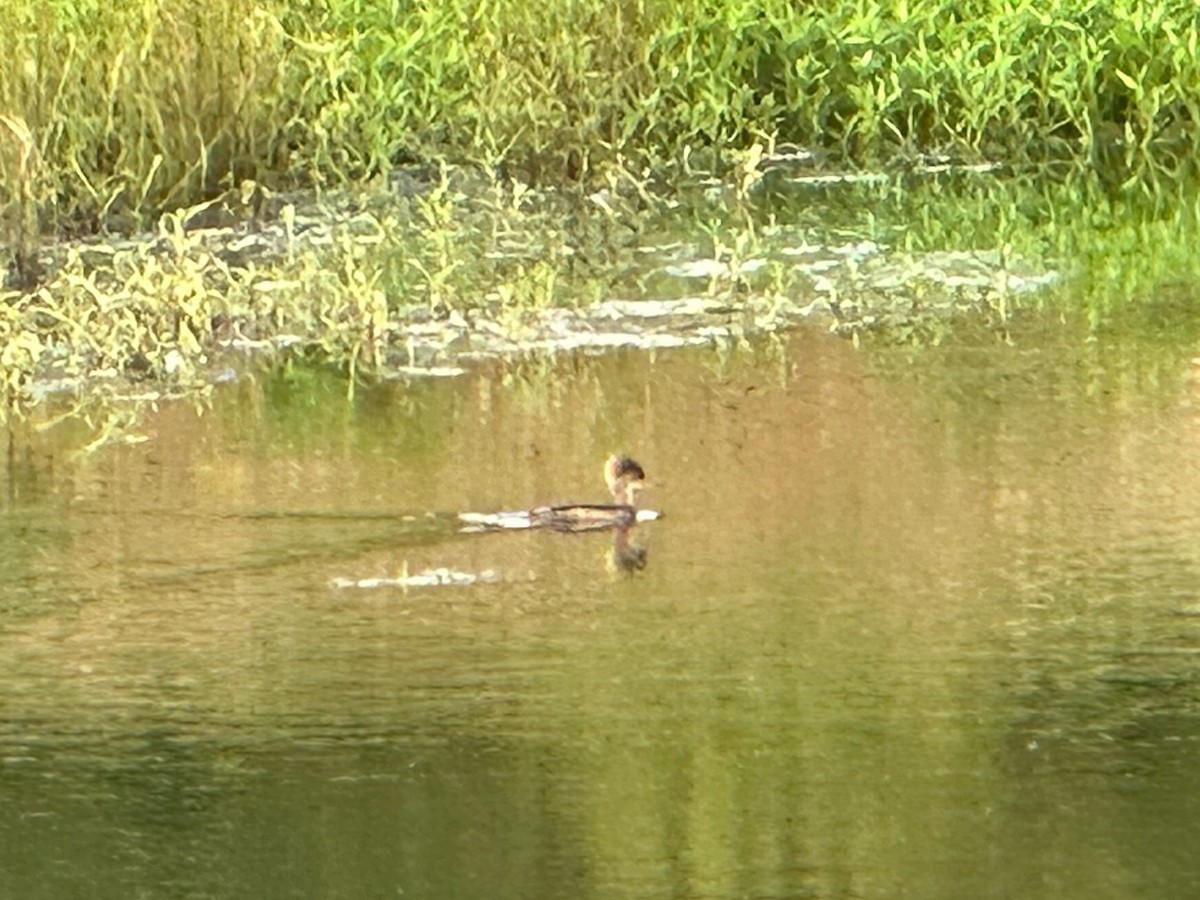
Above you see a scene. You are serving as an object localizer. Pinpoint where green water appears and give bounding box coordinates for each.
[3,315,1200,898]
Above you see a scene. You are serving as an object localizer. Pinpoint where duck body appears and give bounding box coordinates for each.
[531,503,661,533]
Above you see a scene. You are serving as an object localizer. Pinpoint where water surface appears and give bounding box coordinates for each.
[3,315,1200,899]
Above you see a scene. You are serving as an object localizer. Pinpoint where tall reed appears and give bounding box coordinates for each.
[2,0,1198,237]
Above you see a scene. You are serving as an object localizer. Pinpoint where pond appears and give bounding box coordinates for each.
[3,301,1200,898]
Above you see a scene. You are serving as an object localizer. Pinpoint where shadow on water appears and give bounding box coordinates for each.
[5,301,1200,897]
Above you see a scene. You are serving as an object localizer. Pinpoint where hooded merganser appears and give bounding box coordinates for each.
[458,454,661,533]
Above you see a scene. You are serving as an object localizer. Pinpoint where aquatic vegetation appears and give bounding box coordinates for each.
[5,154,1200,443]
[4,0,1200,435]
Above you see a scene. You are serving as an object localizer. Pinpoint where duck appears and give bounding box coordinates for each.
[458,454,661,533]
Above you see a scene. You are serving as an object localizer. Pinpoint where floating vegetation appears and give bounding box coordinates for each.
[1,157,1080,429]
[2,162,1194,440]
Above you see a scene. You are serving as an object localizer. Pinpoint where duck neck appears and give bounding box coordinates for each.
[612,481,640,507]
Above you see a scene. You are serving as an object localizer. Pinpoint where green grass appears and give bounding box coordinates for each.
[4,0,1200,431]
[3,0,1200,238]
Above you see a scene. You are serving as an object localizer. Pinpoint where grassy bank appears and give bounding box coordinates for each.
[2,0,1199,239]
[3,0,1200,432]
